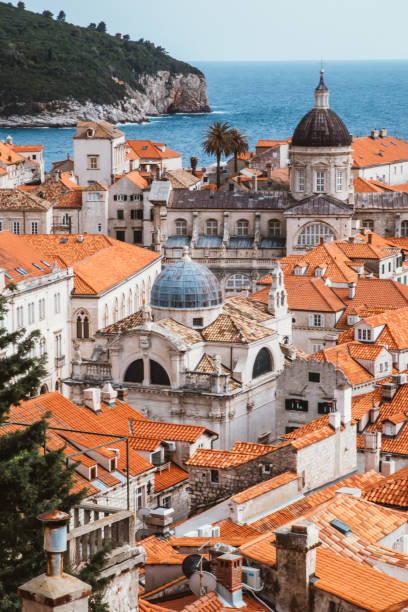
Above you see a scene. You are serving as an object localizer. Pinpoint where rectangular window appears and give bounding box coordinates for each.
[133,230,142,243]
[297,169,305,191]
[136,486,144,509]
[54,293,60,314]
[116,231,125,242]
[381,264,385,274]
[28,302,35,324]
[308,372,320,383]
[388,262,392,272]
[309,313,323,327]
[16,306,24,327]
[89,467,97,481]
[336,170,343,191]
[318,402,333,414]
[312,343,323,353]
[210,469,219,484]
[117,210,124,220]
[87,155,99,169]
[193,317,203,327]
[30,221,38,234]
[161,495,171,509]
[0,220,2,231]
[88,193,101,201]
[55,333,62,358]
[315,171,325,192]
[12,221,20,234]
[39,298,45,320]
[117,194,127,201]
[130,209,143,220]
[285,398,309,412]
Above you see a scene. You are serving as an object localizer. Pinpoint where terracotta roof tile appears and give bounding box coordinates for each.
[0,141,25,165]
[126,140,181,160]
[74,121,124,140]
[0,231,58,284]
[10,144,43,152]
[137,535,185,565]
[352,135,408,168]
[165,169,201,189]
[154,463,188,492]
[100,310,144,334]
[224,295,272,322]
[354,176,386,192]
[0,189,52,211]
[202,313,272,343]
[155,319,203,345]
[363,466,408,508]
[186,448,261,469]
[130,419,215,443]
[309,344,373,385]
[231,472,299,504]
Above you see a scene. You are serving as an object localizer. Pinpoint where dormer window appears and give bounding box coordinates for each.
[357,328,372,341]
[382,416,405,437]
[89,466,97,480]
[294,266,305,275]
[109,458,117,472]
[87,129,95,138]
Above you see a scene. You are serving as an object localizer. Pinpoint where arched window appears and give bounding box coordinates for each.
[147,277,152,300]
[252,348,273,378]
[113,298,119,323]
[39,337,46,356]
[175,219,187,236]
[104,304,109,327]
[76,311,90,339]
[268,219,281,237]
[297,223,335,247]
[128,289,132,315]
[121,294,126,319]
[226,273,251,291]
[280,291,285,306]
[402,221,408,237]
[206,219,218,235]
[40,383,49,394]
[150,360,170,386]
[237,219,249,236]
[142,280,146,304]
[124,359,144,383]
[135,286,139,310]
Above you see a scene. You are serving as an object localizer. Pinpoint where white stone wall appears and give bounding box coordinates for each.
[353,160,408,186]
[0,208,52,234]
[108,176,145,244]
[74,135,126,187]
[80,190,109,235]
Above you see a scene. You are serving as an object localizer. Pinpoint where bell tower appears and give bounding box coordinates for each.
[267,261,292,343]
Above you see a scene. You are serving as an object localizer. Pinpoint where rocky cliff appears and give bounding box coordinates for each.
[0,71,210,128]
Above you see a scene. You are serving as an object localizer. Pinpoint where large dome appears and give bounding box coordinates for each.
[292,108,351,147]
[151,256,223,310]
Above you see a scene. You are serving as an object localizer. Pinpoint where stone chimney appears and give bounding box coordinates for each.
[252,174,258,192]
[274,522,320,612]
[381,454,395,476]
[83,387,101,413]
[215,553,245,608]
[101,382,117,405]
[379,128,387,138]
[348,282,356,299]
[329,411,341,431]
[371,129,379,140]
[6,134,12,144]
[363,431,382,472]
[116,386,129,403]
[18,510,91,611]
[334,383,352,426]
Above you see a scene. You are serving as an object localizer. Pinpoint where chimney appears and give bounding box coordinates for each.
[393,373,407,386]
[101,382,117,405]
[360,226,366,236]
[349,236,355,244]
[190,156,198,177]
[252,174,258,192]
[329,411,341,431]
[371,129,379,140]
[348,282,356,299]
[18,510,91,610]
[116,386,129,403]
[6,134,12,145]
[382,382,397,401]
[77,234,84,243]
[367,232,373,244]
[83,387,101,413]
[275,522,320,612]
[319,237,324,245]
[363,431,381,472]
[215,553,244,608]
[369,403,380,424]
[334,383,352,426]
[381,454,395,476]
[379,128,387,138]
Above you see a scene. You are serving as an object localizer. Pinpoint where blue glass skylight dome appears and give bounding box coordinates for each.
[151,252,223,310]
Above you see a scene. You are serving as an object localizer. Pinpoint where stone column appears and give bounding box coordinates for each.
[191,211,199,247]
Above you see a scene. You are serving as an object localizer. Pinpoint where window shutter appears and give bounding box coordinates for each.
[124,195,128,201]
[113,195,117,201]
[320,314,325,327]
[130,195,134,201]
[309,314,315,326]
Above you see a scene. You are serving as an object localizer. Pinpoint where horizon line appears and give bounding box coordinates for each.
[186,58,408,63]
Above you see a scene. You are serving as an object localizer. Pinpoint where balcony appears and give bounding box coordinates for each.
[65,503,144,571]
[184,371,230,394]
[55,354,65,368]
[72,360,112,382]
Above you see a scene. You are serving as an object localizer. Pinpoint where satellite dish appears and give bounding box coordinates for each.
[189,570,217,598]
[182,554,211,578]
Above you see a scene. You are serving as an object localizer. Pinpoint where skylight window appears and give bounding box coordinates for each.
[15,267,28,276]
[4,273,12,280]
[41,260,51,268]
[330,519,352,536]
[59,238,68,244]
[32,263,43,270]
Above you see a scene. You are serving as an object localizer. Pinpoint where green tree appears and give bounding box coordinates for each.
[202,121,232,189]
[77,545,112,612]
[42,9,53,19]
[17,1,25,9]
[96,21,106,32]
[88,22,96,29]
[57,10,66,21]
[228,128,249,174]
[0,291,84,609]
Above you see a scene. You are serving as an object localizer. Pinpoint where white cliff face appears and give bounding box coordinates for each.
[0,72,211,127]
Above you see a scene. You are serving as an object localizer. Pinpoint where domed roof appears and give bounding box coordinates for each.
[292,108,351,147]
[151,252,223,310]
[292,70,351,148]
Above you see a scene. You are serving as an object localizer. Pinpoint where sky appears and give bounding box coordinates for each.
[15,0,408,62]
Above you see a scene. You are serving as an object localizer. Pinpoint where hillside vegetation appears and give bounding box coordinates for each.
[0,2,203,115]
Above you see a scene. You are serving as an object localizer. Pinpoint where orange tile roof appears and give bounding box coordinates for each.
[154,463,188,492]
[74,121,124,140]
[256,138,290,148]
[352,135,408,168]
[137,535,186,565]
[53,191,83,209]
[309,343,373,385]
[23,234,161,295]
[201,313,272,343]
[290,425,336,449]
[59,172,83,191]
[231,441,278,456]
[392,181,408,193]
[0,231,57,284]
[122,169,148,189]
[347,342,386,361]
[126,140,181,160]
[231,472,299,504]
[0,141,25,165]
[353,176,386,192]
[315,546,408,612]
[100,310,144,333]
[185,448,263,469]
[354,307,408,350]
[251,275,345,313]
[130,419,215,443]
[363,466,408,508]
[333,278,408,330]
[336,241,391,261]
[10,144,44,152]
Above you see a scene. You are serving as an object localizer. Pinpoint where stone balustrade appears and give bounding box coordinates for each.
[72,361,112,381]
[184,371,230,393]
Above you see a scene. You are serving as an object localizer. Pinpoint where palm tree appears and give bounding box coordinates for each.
[229,128,249,173]
[202,122,231,189]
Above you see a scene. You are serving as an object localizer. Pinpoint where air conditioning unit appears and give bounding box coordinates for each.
[211,526,220,537]
[166,441,176,452]
[242,566,262,591]
[197,524,212,537]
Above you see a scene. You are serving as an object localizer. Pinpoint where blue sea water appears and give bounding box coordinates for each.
[1,60,408,170]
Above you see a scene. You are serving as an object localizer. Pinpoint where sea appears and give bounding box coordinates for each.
[1,60,408,170]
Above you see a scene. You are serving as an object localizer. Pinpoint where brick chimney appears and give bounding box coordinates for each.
[18,510,91,611]
[275,522,320,612]
[116,386,129,403]
[215,553,245,608]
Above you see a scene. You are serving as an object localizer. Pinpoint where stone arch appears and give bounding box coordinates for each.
[124,359,144,383]
[104,304,109,327]
[252,347,273,379]
[296,221,336,248]
[128,289,133,315]
[113,298,119,323]
[40,383,49,394]
[150,359,170,386]
[120,293,126,319]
